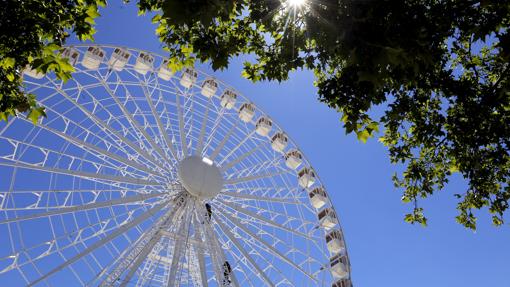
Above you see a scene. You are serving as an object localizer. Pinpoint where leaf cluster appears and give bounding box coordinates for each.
[144,0,510,229]
[0,0,104,122]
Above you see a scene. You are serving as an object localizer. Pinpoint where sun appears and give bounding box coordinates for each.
[288,0,306,7]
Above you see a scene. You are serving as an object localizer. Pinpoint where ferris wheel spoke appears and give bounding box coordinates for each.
[98,77,173,170]
[101,206,179,287]
[233,200,313,228]
[47,80,168,173]
[23,113,165,178]
[175,88,189,157]
[223,156,284,179]
[214,212,289,285]
[208,121,239,162]
[142,81,180,161]
[27,201,168,287]
[0,136,151,181]
[191,216,209,287]
[0,192,163,224]
[215,201,314,240]
[78,87,170,172]
[201,109,229,155]
[165,204,192,287]
[217,130,256,166]
[218,190,301,205]
[216,210,317,283]
[195,99,211,156]
[224,170,290,185]
[1,205,149,274]
[214,217,275,287]
[113,75,176,166]
[0,161,162,187]
[220,141,267,171]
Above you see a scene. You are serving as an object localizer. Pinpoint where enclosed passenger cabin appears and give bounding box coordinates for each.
[298,167,316,188]
[330,254,349,280]
[61,47,80,67]
[326,229,345,255]
[134,52,154,75]
[23,65,44,79]
[318,207,338,230]
[180,67,197,88]
[238,103,255,122]
[332,279,352,287]
[157,59,174,80]
[255,117,272,136]
[285,150,303,170]
[108,48,130,71]
[271,132,288,153]
[221,90,237,109]
[309,186,327,209]
[81,46,105,70]
[201,78,218,98]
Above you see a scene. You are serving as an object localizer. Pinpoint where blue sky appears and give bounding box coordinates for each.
[66,1,510,286]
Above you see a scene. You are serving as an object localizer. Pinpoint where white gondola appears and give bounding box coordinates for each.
[309,186,327,208]
[332,279,352,287]
[326,229,345,255]
[61,47,80,67]
[134,52,154,75]
[285,150,303,170]
[157,59,174,81]
[220,90,237,109]
[23,65,44,79]
[271,132,288,153]
[201,78,218,98]
[330,254,349,280]
[180,67,197,88]
[318,207,338,230]
[298,167,316,188]
[108,48,130,71]
[255,117,272,136]
[81,46,105,70]
[238,103,255,122]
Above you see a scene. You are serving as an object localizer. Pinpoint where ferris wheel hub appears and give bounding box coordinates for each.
[177,155,224,199]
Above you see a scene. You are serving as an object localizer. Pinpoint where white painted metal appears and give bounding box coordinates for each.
[135,52,155,75]
[330,254,349,280]
[180,67,197,88]
[298,167,316,188]
[1,45,351,287]
[158,59,174,81]
[62,47,80,66]
[23,65,44,79]
[177,156,223,198]
[309,186,328,209]
[318,207,338,230]
[285,149,303,170]
[220,90,237,109]
[238,103,255,122]
[109,47,131,71]
[271,132,288,152]
[255,116,272,136]
[201,78,218,98]
[82,46,105,69]
[326,229,346,255]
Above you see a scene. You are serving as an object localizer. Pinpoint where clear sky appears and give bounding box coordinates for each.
[68,1,510,286]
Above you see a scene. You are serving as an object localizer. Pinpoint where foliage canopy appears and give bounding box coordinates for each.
[1,0,509,229]
[0,0,104,122]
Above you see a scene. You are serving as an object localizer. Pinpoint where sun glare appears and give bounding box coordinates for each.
[288,0,306,7]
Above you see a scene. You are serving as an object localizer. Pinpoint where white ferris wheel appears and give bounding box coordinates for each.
[0,45,352,287]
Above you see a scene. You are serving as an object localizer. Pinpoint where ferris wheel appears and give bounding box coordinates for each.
[0,45,352,287]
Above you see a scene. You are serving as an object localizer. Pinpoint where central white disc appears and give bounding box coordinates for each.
[177,156,224,198]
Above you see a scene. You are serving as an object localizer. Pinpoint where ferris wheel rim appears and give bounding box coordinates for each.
[0,43,352,286]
